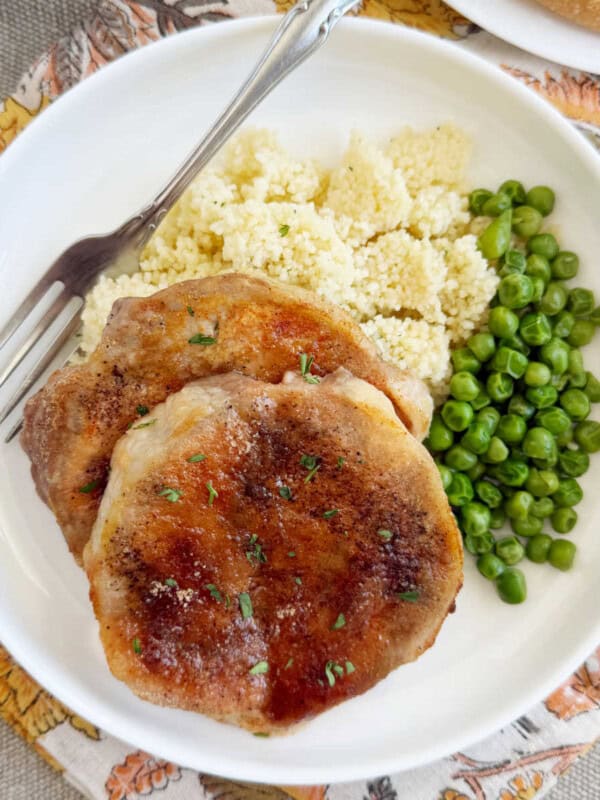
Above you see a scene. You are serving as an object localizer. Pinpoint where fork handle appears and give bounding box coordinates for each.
[139,0,359,226]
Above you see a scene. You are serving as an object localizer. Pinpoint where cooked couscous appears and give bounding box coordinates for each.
[81,125,498,396]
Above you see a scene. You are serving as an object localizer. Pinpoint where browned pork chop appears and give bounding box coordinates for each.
[84,370,462,733]
[22,273,432,563]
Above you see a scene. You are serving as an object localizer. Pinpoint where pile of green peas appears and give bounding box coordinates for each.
[426,180,600,604]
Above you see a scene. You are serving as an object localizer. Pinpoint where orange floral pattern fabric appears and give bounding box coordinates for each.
[1,1,600,799]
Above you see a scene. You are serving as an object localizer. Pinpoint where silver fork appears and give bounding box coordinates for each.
[0,0,359,441]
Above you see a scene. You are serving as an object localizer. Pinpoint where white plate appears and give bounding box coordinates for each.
[0,17,599,785]
[447,0,600,73]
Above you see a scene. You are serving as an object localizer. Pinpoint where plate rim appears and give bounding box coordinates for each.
[1,14,600,784]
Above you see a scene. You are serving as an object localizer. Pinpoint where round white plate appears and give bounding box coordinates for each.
[447,0,600,73]
[0,17,599,785]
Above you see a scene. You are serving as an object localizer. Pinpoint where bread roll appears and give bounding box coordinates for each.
[533,0,600,31]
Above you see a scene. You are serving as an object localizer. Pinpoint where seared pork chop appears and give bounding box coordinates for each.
[22,273,432,562]
[84,369,462,733]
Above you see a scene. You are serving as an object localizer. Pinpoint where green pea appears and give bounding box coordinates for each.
[519,312,552,346]
[467,461,487,482]
[531,497,554,517]
[477,407,501,434]
[556,427,574,448]
[496,414,527,445]
[469,188,493,216]
[567,319,596,347]
[590,306,600,325]
[451,348,481,374]
[483,436,509,464]
[560,388,590,421]
[523,427,558,461]
[475,480,503,508]
[496,568,527,604]
[559,448,589,478]
[525,253,552,284]
[467,332,496,363]
[551,251,579,280]
[526,534,552,563]
[445,445,478,472]
[530,276,545,303]
[489,458,529,487]
[504,490,534,520]
[568,348,584,376]
[488,306,519,338]
[427,416,455,451]
[450,371,480,402]
[511,515,544,537]
[525,385,558,409]
[548,538,576,571]
[499,180,527,205]
[465,532,495,556]
[540,337,570,374]
[490,507,506,529]
[498,273,534,309]
[525,185,555,216]
[482,192,512,217]
[461,422,492,455]
[471,389,492,410]
[551,373,570,391]
[446,472,474,507]
[574,420,600,452]
[552,310,575,339]
[569,372,588,389]
[461,501,492,537]
[535,406,571,435]
[487,372,514,403]
[524,362,551,387]
[528,233,559,261]
[551,507,577,534]
[490,347,528,379]
[495,535,525,565]
[525,467,559,497]
[500,249,527,277]
[477,552,506,580]
[539,282,568,316]
[499,334,531,356]
[584,373,600,402]
[552,478,583,508]
[512,205,542,238]
[441,400,475,432]
[568,288,595,317]
[478,209,513,259]
[508,395,536,420]
[436,463,454,490]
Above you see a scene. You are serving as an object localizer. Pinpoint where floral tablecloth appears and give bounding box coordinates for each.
[1,2,600,799]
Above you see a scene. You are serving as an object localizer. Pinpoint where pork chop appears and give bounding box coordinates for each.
[22,273,432,562]
[84,369,462,733]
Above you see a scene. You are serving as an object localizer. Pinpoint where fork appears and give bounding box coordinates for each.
[0,0,359,441]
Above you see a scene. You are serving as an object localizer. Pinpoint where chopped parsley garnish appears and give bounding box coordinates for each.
[304,465,320,483]
[206,481,218,506]
[165,578,178,588]
[132,637,142,654]
[284,658,294,670]
[287,551,296,558]
[325,660,349,686]
[205,583,223,602]
[378,529,393,541]
[79,479,100,494]
[300,454,321,483]
[249,660,269,675]
[331,613,346,630]
[133,419,157,430]
[188,453,207,463]
[246,534,267,565]
[323,509,339,519]
[325,661,337,687]
[186,305,195,317]
[253,732,270,738]
[279,486,292,500]
[279,224,290,237]
[188,334,217,345]
[337,457,345,469]
[299,352,320,384]
[294,576,302,585]
[136,405,149,416]
[345,661,355,674]
[397,590,420,603]
[239,592,253,620]
[225,594,231,609]
[158,486,182,503]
